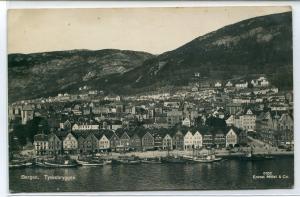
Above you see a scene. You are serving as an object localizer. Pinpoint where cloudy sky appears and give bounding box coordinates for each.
[8,6,291,54]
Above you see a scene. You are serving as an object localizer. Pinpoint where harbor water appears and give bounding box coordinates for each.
[9,156,294,192]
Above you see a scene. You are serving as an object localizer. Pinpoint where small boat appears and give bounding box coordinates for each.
[35,161,48,167]
[115,156,141,164]
[43,160,78,168]
[162,155,187,163]
[76,159,104,166]
[191,155,222,163]
[141,157,162,164]
[9,162,32,168]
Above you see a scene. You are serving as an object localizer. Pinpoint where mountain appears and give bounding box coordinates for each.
[8,49,154,102]
[8,12,293,102]
[108,11,292,94]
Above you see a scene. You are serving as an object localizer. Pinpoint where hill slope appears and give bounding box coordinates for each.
[115,11,292,93]
[8,49,154,102]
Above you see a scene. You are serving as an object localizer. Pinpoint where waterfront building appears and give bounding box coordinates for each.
[130,133,142,151]
[226,128,238,147]
[85,133,98,154]
[172,130,184,150]
[48,133,62,155]
[119,131,131,151]
[141,131,155,151]
[98,133,110,151]
[153,133,163,150]
[63,132,78,154]
[33,134,48,155]
[214,131,226,148]
[202,132,213,148]
[107,131,120,152]
[184,131,194,150]
[192,131,203,149]
[162,134,173,150]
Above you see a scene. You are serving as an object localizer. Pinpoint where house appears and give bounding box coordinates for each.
[141,131,155,151]
[153,133,163,150]
[77,135,86,154]
[238,130,248,145]
[130,133,142,151]
[162,134,173,150]
[72,124,99,131]
[202,132,213,148]
[107,131,120,152]
[84,133,98,154]
[278,113,293,131]
[182,117,192,127]
[240,109,256,132]
[97,133,110,151]
[172,130,184,150]
[21,105,34,125]
[193,131,203,149]
[225,81,233,87]
[226,109,256,132]
[63,132,78,154]
[214,131,226,148]
[235,81,248,89]
[226,128,238,147]
[225,103,242,115]
[33,134,48,155]
[215,81,222,88]
[119,131,131,151]
[184,131,194,150]
[48,133,62,155]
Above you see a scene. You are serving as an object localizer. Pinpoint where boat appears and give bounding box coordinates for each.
[9,161,33,168]
[183,148,222,163]
[114,156,141,164]
[190,154,222,163]
[76,159,105,166]
[35,161,48,167]
[44,160,78,168]
[141,157,162,164]
[162,155,187,163]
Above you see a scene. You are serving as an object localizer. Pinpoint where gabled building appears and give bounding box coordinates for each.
[84,133,98,154]
[63,132,78,154]
[48,132,62,155]
[183,130,194,150]
[141,131,155,151]
[97,133,110,151]
[172,130,184,150]
[162,133,173,150]
[130,133,142,151]
[226,128,238,147]
[193,131,203,149]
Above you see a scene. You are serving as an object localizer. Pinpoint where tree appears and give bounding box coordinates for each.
[205,117,227,130]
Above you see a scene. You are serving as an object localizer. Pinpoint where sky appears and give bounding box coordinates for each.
[8,6,291,54]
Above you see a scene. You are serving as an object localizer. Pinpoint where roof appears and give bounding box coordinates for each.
[22,105,33,111]
[34,134,48,141]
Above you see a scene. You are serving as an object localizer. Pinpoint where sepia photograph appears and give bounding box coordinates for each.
[8,6,294,193]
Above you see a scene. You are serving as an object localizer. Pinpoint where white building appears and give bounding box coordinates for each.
[184,131,194,150]
[72,124,99,131]
[193,131,203,149]
[226,129,238,147]
[98,134,110,150]
[182,117,192,127]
